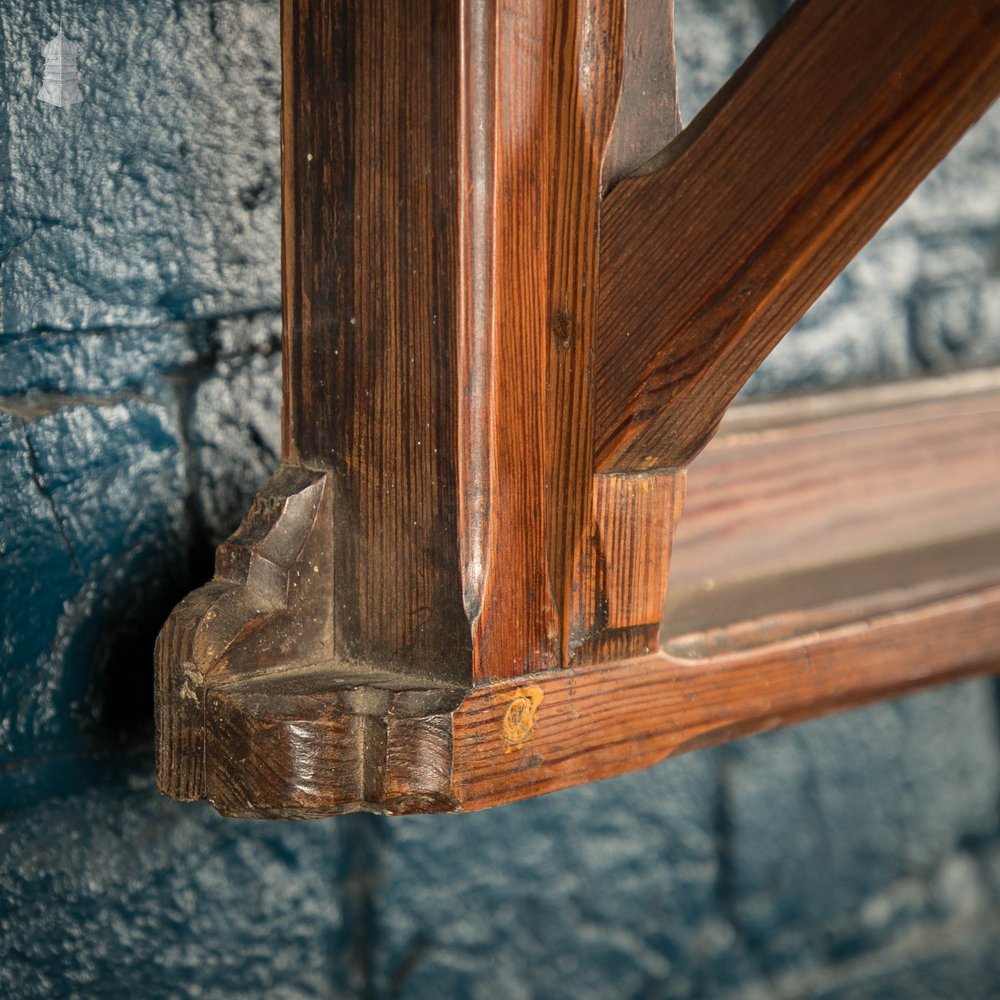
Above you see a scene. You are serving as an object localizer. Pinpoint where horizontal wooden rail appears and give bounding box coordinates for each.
[456,372,1000,810]
[595,0,1000,472]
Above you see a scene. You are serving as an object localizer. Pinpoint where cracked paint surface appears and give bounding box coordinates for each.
[3,1,1000,998]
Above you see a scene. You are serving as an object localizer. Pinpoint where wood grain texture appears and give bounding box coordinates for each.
[280,0,471,677]
[467,0,561,681]
[602,0,681,188]
[205,673,462,818]
[671,370,1000,594]
[595,0,1000,472]
[452,581,1000,810]
[158,0,686,811]
[158,0,1000,817]
[450,375,1000,811]
[455,0,684,679]
[155,465,335,800]
[570,470,686,665]
[161,375,1000,815]
[543,0,624,669]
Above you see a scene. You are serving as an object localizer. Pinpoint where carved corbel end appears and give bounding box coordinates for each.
[155,464,464,816]
[155,462,688,817]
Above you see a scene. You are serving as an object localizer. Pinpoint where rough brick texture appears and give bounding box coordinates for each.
[2,1,1000,997]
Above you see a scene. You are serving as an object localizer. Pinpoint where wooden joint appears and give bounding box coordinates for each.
[156,0,1000,816]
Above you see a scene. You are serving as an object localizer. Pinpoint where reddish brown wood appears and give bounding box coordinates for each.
[571,471,686,665]
[165,374,1000,816]
[157,0,1000,817]
[158,0,684,810]
[453,578,1000,810]
[455,373,1000,809]
[602,0,681,187]
[670,371,1000,594]
[465,0,682,677]
[595,0,1000,472]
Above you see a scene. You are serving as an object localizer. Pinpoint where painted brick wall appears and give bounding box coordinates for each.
[2,2,1000,997]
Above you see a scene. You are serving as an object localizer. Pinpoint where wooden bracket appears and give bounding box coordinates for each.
[156,0,1000,817]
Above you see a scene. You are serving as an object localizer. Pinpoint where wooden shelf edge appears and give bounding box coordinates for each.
[452,579,1000,812]
[158,577,1000,818]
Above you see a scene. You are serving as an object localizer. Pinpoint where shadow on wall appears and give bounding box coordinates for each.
[3,1,1000,998]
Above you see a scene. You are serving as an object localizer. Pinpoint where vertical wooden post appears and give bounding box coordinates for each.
[156,0,684,815]
[280,0,471,681]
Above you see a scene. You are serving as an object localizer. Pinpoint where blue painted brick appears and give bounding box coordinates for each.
[0,774,356,1000]
[365,751,757,1000]
[0,400,186,767]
